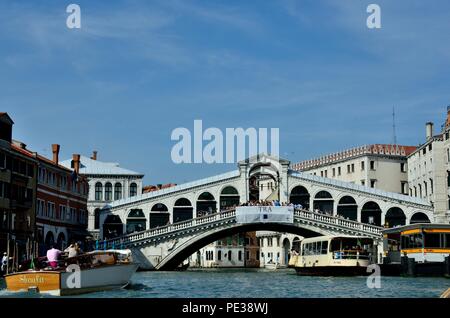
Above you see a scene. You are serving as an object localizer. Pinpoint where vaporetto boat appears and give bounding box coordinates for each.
[294,235,376,276]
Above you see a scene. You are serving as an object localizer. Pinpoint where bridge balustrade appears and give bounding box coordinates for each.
[99,207,382,250]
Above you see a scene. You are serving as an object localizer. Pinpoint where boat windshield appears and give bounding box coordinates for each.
[330,238,373,260]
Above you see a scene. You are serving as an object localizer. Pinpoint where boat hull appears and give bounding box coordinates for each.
[5,263,138,296]
[295,265,368,276]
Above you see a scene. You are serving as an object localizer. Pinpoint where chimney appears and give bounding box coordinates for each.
[426,122,434,140]
[91,151,98,161]
[72,154,81,174]
[52,144,60,165]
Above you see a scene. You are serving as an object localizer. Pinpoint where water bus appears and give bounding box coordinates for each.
[4,249,138,296]
[381,223,450,277]
[294,235,375,276]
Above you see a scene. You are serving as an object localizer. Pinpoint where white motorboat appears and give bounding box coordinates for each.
[4,249,138,296]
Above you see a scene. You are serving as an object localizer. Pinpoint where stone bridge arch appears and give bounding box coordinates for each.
[154,222,331,270]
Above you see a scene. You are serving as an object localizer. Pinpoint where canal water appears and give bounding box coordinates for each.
[0,268,448,298]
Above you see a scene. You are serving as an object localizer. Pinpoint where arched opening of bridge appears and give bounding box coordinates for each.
[150,203,170,229]
[385,207,406,227]
[103,215,124,239]
[282,238,290,266]
[248,162,279,201]
[337,196,357,221]
[289,186,310,210]
[45,231,54,249]
[220,186,240,211]
[196,192,217,217]
[57,232,66,250]
[313,191,333,214]
[361,202,381,226]
[173,198,193,223]
[410,212,431,224]
[126,209,147,234]
[157,223,326,270]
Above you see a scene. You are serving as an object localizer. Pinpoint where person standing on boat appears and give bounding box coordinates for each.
[1,252,8,274]
[46,245,62,269]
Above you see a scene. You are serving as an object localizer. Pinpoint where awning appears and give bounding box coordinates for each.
[67,228,93,240]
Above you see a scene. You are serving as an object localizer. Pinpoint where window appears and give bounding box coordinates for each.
[332,168,336,177]
[0,153,5,168]
[59,205,66,220]
[400,163,406,173]
[105,183,112,201]
[361,161,365,171]
[347,165,351,173]
[130,183,138,197]
[228,251,232,261]
[401,182,407,195]
[338,167,341,176]
[370,180,376,188]
[218,251,222,261]
[351,164,355,173]
[238,251,242,261]
[324,170,327,178]
[430,178,434,194]
[423,148,426,155]
[429,144,432,151]
[114,183,122,200]
[370,161,375,170]
[268,238,273,247]
[95,182,103,201]
[94,209,101,229]
[361,180,365,186]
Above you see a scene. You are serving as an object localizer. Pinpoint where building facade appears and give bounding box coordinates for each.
[190,232,260,268]
[34,148,89,253]
[60,153,144,239]
[292,144,416,195]
[257,232,302,267]
[407,109,450,224]
[0,113,37,257]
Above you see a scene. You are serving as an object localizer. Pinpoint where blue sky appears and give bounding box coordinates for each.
[1,0,449,184]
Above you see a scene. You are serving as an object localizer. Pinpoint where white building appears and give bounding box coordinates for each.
[257,232,302,267]
[61,151,144,238]
[408,109,450,224]
[292,144,416,195]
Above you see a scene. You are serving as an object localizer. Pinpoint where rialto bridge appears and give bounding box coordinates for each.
[98,154,433,270]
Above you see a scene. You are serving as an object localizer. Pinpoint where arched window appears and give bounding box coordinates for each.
[114,183,122,200]
[95,182,103,201]
[126,209,147,233]
[361,201,382,226]
[337,196,357,221]
[130,183,138,197]
[105,182,112,201]
[313,190,333,214]
[173,198,193,223]
[410,212,431,224]
[220,186,240,210]
[196,192,216,217]
[385,207,406,227]
[150,203,170,229]
[289,186,310,209]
